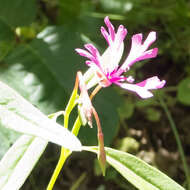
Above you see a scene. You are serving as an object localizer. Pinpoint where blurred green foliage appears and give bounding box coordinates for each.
[0,0,190,189]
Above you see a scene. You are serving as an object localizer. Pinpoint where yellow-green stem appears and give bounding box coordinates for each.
[72,116,82,136]
[47,75,79,190]
[46,149,71,190]
[64,113,69,129]
[46,73,101,190]
[46,115,81,190]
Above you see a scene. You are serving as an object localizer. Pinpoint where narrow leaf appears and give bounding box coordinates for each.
[83,146,185,190]
[0,81,81,151]
[0,135,47,190]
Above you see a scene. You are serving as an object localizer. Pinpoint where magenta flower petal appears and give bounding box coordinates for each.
[116,82,154,99]
[84,44,100,58]
[75,48,92,59]
[117,76,166,98]
[135,48,158,62]
[76,44,102,69]
[101,16,127,51]
[142,31,157,51]
[114,25,127,51]
[118,32,158,74]
[131,33,143,48]
[101,26,110,46]
[100,19,127,74]
[101,17,115,46]
[104,16,115,41]
[136,76,166,89]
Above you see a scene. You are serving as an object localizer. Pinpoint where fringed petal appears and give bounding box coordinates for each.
[136,76,166,89]
[116,82,154,98]
[142,31,156,52]
[75,44,102,68]
[118,32,158,74]
[116,76,165,99]
[75,48,92,59]
[135,48,158,62]
[104,16,115,41]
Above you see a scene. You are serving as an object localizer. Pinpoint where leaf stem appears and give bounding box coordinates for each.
[159,97,190,189]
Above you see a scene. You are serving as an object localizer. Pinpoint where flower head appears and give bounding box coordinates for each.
[76,16,166,98]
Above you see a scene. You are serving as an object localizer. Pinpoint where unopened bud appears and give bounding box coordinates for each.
[77,72,94,128]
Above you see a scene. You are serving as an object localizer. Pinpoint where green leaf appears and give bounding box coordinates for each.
[0,41,69,114]
[0,135,48,190]
[0,20,14,41]
[0,125,19,159]
[36,26,86,92]
[0,20,15,60]
[100,0,133,14]
[0,81,81,151]
[0,0,37,27]
[84,146,185,190]
[177,77,190,105]
[58,0,102,38]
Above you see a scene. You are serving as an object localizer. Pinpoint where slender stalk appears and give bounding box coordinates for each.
[47,73,103,190]
[70,172,87,190]
[46,116,81,190]
[47,74,79,190]
[46,149,71,190]
[92,108,106,176]
[64,75,79,129]
[72,116,82,136]
[90,84,102,100]
[159,97,190,189]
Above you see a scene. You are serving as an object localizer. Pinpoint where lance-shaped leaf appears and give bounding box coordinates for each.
[83,146,185,190]
[0,81,82,151]
[0,135,47,190]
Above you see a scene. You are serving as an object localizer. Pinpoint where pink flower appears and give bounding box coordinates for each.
[75,16,166,98]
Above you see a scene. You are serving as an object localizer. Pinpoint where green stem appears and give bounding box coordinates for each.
[46,149,71,190]
[70,172,87,190]
[159,97,190,189]
[46,116,81,190]
[72,116,82,136]
[47,79,79,190]
[64,88,78,129]
[47,116,82,190]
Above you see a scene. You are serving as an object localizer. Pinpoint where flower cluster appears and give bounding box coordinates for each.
[76,16,166,98]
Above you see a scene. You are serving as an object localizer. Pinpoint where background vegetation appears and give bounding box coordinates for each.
[0,0,190,189]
